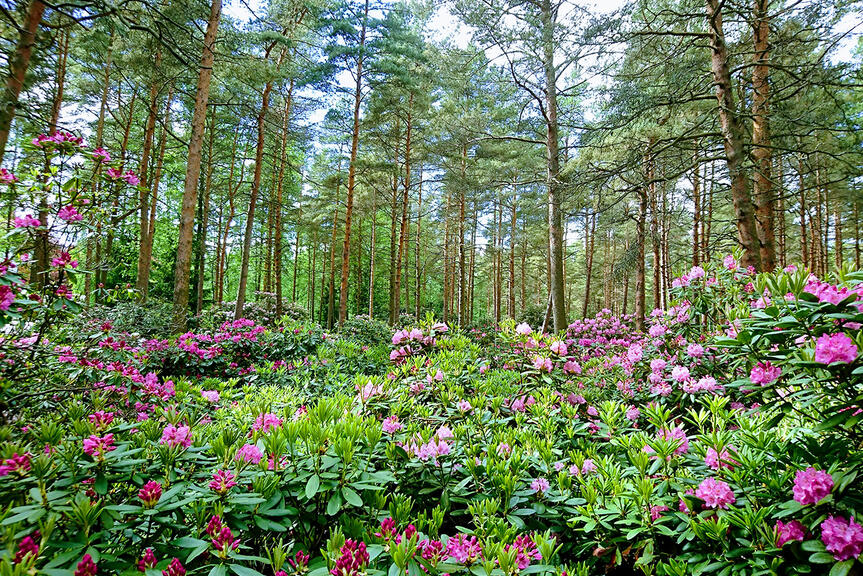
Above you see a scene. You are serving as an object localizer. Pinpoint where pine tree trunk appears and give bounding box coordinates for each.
[692,151,701,266]
[509,181,517,318]
[49,28,70,133]
[327,164,341,329]
[136,51,162,298]
[541,0,566,331]
[414,166,422,318]
[194,109,216,316]
[235,46,283,320]
[706,0,761,270]
[0,0,46,164]
[752,0,775,271]
[368,193,376,317]
[395,95,413,324]
[457,143,467,325]
[275,80,293,317]
[339,0,369,326]
[172,0,221,331]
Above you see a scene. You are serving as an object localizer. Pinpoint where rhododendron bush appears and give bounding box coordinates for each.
[0,255,862,576]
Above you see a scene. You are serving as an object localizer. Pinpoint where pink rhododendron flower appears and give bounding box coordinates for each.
[14,532,39,564]
[792,467,833,505]
[505,534,541,569]
[235,443,263,464]
[162,558,186,576]
[382,415,402,433]
[138,480,162,508]
[202,390,219,402]
[0,168,17,184]
[550,340,568,356]
[532,356,552,372]
[671,365,690,382]
[775,520,805,547]
[74,553,97,576]
[445,534,482,564]
[252,412,283,433]
[515,322,532,336]
[695,477,735,509]
[814,333,858,364]
[160,424,191,448]
[83,434,115,459]
[138,548,157,572]
[704,447,736,470]
[210,469,237,494]
[14,214,40,228]
[821,515,863,561]
[530,477,550,493]
[57,205,82,221]
[331,539,369,576]
[750,361,781,385]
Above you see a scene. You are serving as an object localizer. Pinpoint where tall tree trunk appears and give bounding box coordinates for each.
[751,0,775,271]
[194,108,216,316]
[635,181,648,330]
[292,207,301,304]
[0,0,46,164]
[338,0,369,325]
[48,27,70,132]
[172,0,221,331]
[415,166,422,318]
[457,143,467,325]
[395,94,413,325]
[468,200,477,323]
[692,151,701,266]
[275,80,293,317]
[797,154,809,268]
[582,210,596,318]
[86,35,113,304]
[541,0,566,331]
[509,181,517,318]
[235,46,284,320]
[136,51,162,298]
[442,187,451,323]
[327,163,342,329]
[706,0,761,270]
[368,192,376,317]
[139,89,173,302]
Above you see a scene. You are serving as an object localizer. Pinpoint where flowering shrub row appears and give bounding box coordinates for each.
[0,253,861,576]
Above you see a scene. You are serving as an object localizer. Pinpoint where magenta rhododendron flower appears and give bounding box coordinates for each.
[252,412,283,433]
[695,477,735,509]
[515,322,532,336]
[750,361,781,385]
[138,548,157,572]
[57,205,82,221]
[14,532,39,564]
[775,520,805,547]
[14,214,40,228]
[202,390,219,402]
[530,477,550,493]
[550,340,568,356]
[160,424,191,448]
[83,433,115,459]
[649,505,669,521]
[209,469,237,494]
[138,480,162,508]
[445,534,482,564]
[331,539,370,576]
[74,553,97,576]
[505,534,541,569]
[382,415,402,433]
[814,333,858,364]
[235,443,263,464]
[792,467,833,505]
[162,558,186,576]
[705,447,736,470]
[820,516,863,561]
[0,168,17,184]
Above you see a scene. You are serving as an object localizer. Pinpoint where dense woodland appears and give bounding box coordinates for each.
[1,0,862,331]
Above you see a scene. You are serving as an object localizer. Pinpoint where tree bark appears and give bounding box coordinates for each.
[751,0,775,270]
[0,0,46,164]
[136,51,162,298]
[275,80,293,317]
[541,0,566,332]
[706,0,761,270]
[338,0,369,325]
[235,46,285,319]
[172,0,221,332]
[395,94,413,324]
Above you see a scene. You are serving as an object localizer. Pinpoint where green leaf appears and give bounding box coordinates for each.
[208,566,228,576]
[327,491,342,515]
[809,552,836,564]
[829,560,853,576]
[230,565,266,576]
[305,475,320,500]
[342,486,362,507]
